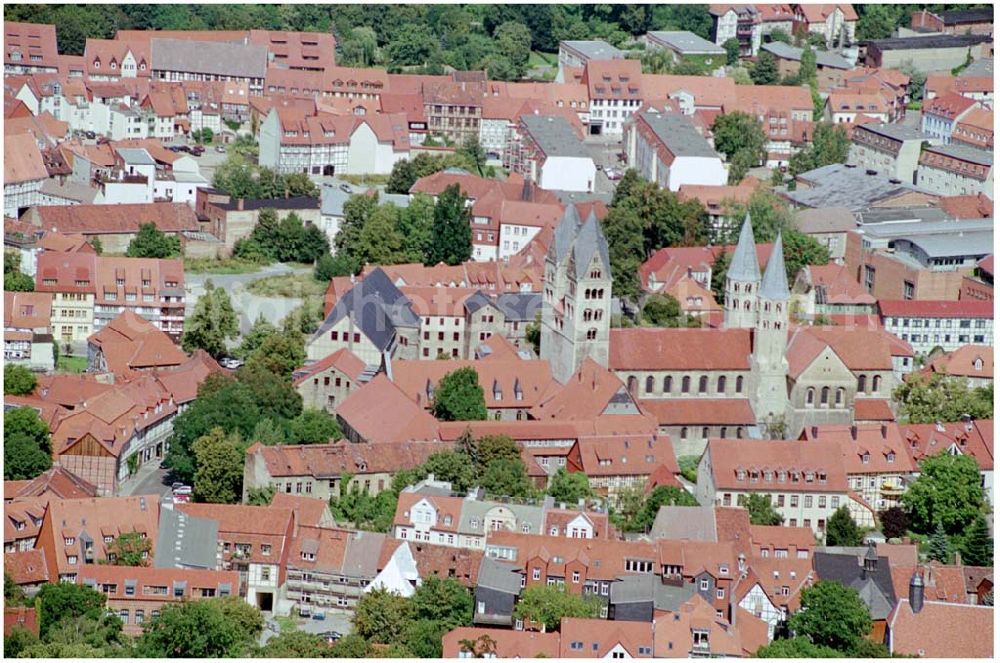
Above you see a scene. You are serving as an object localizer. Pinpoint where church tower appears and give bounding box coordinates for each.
[724,214,761,330]
[750,232,791,431]
[540,206,612,383]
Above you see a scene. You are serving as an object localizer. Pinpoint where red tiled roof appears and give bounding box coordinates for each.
[706,438,850,492]
[559,618,654,658]
[87,311,187,376]
[336,374,440,444]
[609,328,753,371]
[574,432,680,478]
[4,21,60,70]
[889,564,968,605]
[4,132,47,184]
[802,423,917,474]
[878,299,994,319]
[939,193,993,219]
[3,550,48,586]
[32,202,199,235]
[269,493,332,528]
[443,627,560,658]
[390,359,555,411]
[900,419,994,472]
[923,345,993,380]
[4,606,38,636]
[247,440,449,478]
[922,91,978,120]
[887,599,993,658]
[6,467,97,501]
[3,291,52,330]
[853,399,895,421]
[292,348,367,387]
[639,399,755,426]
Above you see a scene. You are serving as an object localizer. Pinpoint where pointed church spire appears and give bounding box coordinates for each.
[759,232,790,301]
[727,213,761,282]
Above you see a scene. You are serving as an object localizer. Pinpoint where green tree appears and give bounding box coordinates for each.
[620,485,699,533]
[255,630,331,657]
[398,193,435,263]
[711,113,767,184]
[358,204,408,266]
[386,159,419,194]
[5,570,25,606]
[289,408,343,444]
[893,374,993,424]
[4,364,37,395]
[524,312,541,355]
[137,597,263,657]
[474,434,522,469]
[900,61,927,103]
[546,468,593,505]
[353,587,415,644]
[750,51,779,85]
[789,123,851,176]
[109,531,153,566]
[411,575,473,631]
[788,580,872,652]
[928,522,952,563]
[4,406,52,481]
[743,493,784,526]
[427,184,472,266]
[641,293,700,327]
[37,583,107,638]
[330,633,372,658]
[236,314,278,359]
[782,229,830,280]
[192,427,245,504]
[422,450,477,492]
[314,252,339,282]
[479,458,534,498]
[4,268,34,292]
[432,366,487,421]
[340,26,380,67]
[960,514,993,567]
[4,626,39,658]
[181,280,239,358]
[458,135,488,177]
[722,37,741,66]
[799,44,817,86]
[245,329,305,378]
[901,452,987,535]
[856,4,897,41]
[494,21,533,77]
[513,584,601,632]
[387,23,440,67]
[212,154,262,199]
[754,636,844,658]
[246,485,276,506]
[826,506,863,546]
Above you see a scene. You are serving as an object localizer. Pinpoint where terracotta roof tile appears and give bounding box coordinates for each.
[335,374,440,444]
[639,399,755,426]
[923,345,993,380]
[4,550,49,585]
[247,440,449,478]
[87,311,187,376]
[443,627,560,658]
[292,348,367,387]
[4,132,47,184]
[705,438,850,492]
[610,328,753,371]
[32,202,199,235]
[887,599,993,657]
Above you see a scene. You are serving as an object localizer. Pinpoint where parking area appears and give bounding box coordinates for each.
[583,135,627,195]
[260,611,354,646]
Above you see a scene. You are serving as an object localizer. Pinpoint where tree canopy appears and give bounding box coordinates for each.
[4,406,52,481]
[901,452,987,536]
[432,367,488,421]
[787,580,873,653]
[742,493,783,526]
[137,597,263,657]
[126,223,182,258]
[711,113,767,183]
[825,506,863,546]
[512,584,601,632]
[4,364,37,395]
[893,374,993,424]
[192,427,246,504]
[614,485,698,533]
[546,468,593,505]
[181,280,239,358]
[641,293,701,328]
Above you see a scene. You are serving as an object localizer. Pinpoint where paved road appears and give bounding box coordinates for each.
[584,135,625,196]
[260,611,353,645]
[119,463,172,499]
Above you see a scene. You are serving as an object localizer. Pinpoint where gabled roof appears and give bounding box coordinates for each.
[609,328,753,371]
[313,267,419,353]
[887,599,993,658]
[759,232,789,301]
[6,467,97,501]
[727,214,761,282]
[292,348,368,387]
[335,375,440,444]
[87,311,187,376]
[4,132,47,184]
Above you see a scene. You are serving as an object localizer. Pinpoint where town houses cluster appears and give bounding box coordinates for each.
[3,4,995,660]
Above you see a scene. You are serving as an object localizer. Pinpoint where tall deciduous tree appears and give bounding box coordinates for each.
[711,113,767,183]
[641,293,700,328]
[109,531,153,566]
[825,506,863,546]
[353,587,415,644]
[181,280,239,358]
[126,222,182,258]
[4,365,37,395]
[743,493,783,526]
[192,427,245,504]
[788,581,872,652]
[432,367,487,421]
[546,468,593,505]
[137,597,263,657]
[893,375,993,424]
[901,452,987,535]
[4,406,52,481]
[427,184,472,266]
[513,584,601,632]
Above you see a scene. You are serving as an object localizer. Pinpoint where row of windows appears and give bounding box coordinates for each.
[630,374,744,396]
[725,492,840,510]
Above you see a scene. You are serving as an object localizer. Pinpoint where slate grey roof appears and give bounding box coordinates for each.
[495,293,543,322]
[647,31,725,55]
[761,41,851,69]
[477,557,524,593]
[553,204,582,264]
[860,216,993,237]
[794,207,857,234]
[342,530,386,579]
[115,147,156,166]
[521,115,590,159]
[903,232,993,259]
[638,111,720,159]
[561,40,624,61]
[649,505,717,541]
[727,214,761,282]
[866,33,992,51]
[813,551,896,620]
[759,232,790,301]
[217,196,319,212]
[924,143,993,166]
[39,179,102,204]
[154,506,219,570]
[610,574,697,610]
[854,122,927,142]
[785,164,927,210]
[572,210,611,279]
[960,57,993,78]
[938,8,994,24]
[313,267,419,352]
[857,207,953,225]
[320,184,354,217]
[152,38,268,78]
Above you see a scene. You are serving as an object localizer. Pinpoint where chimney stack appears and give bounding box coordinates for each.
[880,423,887,439]
[909,570,925,614]
[237,197,244,211]
[811,425,818,439]
[850,424,858,441]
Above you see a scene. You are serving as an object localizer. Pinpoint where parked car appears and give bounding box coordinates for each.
[606,168,624,181]
[320,631,342,643]
[219,357,243,370]
[190,145,205,156]
[311,612,326,621]
[172,485,192,496]
[84,131,96,140]
[172,493,191,504]
[171,481,185,490]
[339,184,353,194]
[215,145,226,153]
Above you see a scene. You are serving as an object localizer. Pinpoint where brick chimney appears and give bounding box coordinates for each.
[237,198,244,211]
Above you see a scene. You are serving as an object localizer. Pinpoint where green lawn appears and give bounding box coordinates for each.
[246,272,327,299]
[56,355,88,373]
[183,257,264,274]
[528,50,556,68]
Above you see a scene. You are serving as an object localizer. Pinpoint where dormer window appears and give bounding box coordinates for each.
[94,59,100,69]
[887,452,895,463]
[301,551,315,561]
[862,453,870,464]
[64,537,75,546]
